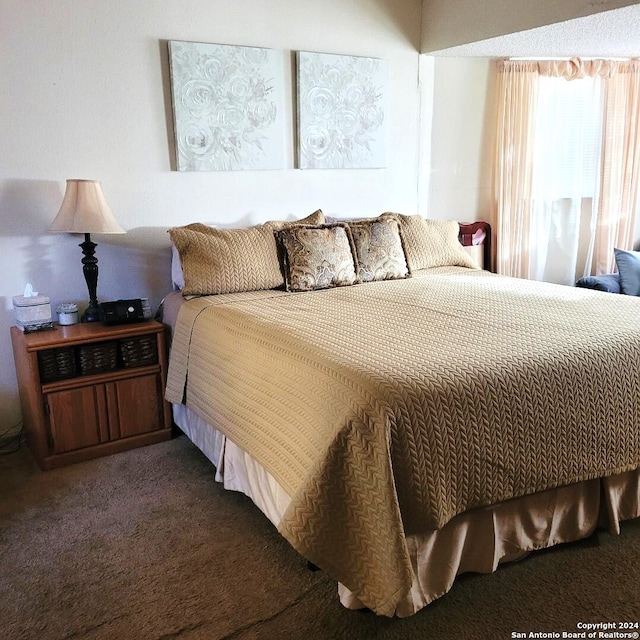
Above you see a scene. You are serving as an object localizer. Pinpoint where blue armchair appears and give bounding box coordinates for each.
[575,273,621,294]
[575,248,640,295]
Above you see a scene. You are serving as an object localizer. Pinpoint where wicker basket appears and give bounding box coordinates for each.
[38,347,77,383]
[119,335,158,368]
[78,341,118,376]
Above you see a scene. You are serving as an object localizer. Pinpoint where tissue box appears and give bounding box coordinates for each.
[13,294,53,331]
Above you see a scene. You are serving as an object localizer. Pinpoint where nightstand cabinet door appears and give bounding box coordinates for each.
[108,373,165,439]
[45,386,104,454]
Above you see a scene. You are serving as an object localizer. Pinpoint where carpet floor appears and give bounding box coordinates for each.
[1,435,639,640]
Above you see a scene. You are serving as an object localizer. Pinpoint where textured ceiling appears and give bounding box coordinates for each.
[429,5,640,58]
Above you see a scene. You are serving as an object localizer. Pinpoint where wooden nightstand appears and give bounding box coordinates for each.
[10,320,172,470]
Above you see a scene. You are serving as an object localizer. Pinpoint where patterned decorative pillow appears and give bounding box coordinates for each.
[348,217,409,282]
[382,213,479,271]
[276,224,359,292]
[169,210,325,295]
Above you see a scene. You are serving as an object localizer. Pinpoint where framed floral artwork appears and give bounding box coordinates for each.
[168,41,285,171]
[296,51,389,169]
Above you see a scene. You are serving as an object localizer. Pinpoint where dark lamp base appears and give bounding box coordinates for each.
[82,304,103,323]
[80,233,103,323]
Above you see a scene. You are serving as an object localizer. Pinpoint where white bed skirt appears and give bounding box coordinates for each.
[173,403,640,618]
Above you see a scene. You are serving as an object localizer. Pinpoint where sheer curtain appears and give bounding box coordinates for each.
[492,58,640,283]
[492,61,537,278]
[593,61,640,274]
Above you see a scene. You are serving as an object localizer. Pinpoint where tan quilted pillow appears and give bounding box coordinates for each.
[276,224,359,292]
[169,210,325,295]
[382,213,478,271]
[181,209,324,236]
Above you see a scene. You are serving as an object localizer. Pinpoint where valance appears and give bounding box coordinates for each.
[497,57,640,80]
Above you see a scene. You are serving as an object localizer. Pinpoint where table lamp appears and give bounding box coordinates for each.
[48,179,126,323]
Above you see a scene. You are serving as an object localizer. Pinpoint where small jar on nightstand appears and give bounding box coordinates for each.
[56,302,79,325]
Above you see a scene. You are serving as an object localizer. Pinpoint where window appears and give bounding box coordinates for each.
[532,76,602,200]
[493,59,640,283]
[529,75,603,283]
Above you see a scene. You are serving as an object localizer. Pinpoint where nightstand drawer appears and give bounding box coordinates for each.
[119,334,158,368]
[38,347,77,383]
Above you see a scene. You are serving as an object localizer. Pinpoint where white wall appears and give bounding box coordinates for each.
[428,57,494,221]
[0,0,424,429]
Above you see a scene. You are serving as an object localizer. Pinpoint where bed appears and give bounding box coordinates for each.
[163,210,640,617]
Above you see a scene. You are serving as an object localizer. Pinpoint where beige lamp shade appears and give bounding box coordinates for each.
[48,179,125,234]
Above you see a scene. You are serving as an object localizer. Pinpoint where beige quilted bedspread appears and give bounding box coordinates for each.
[165,267,640,615]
